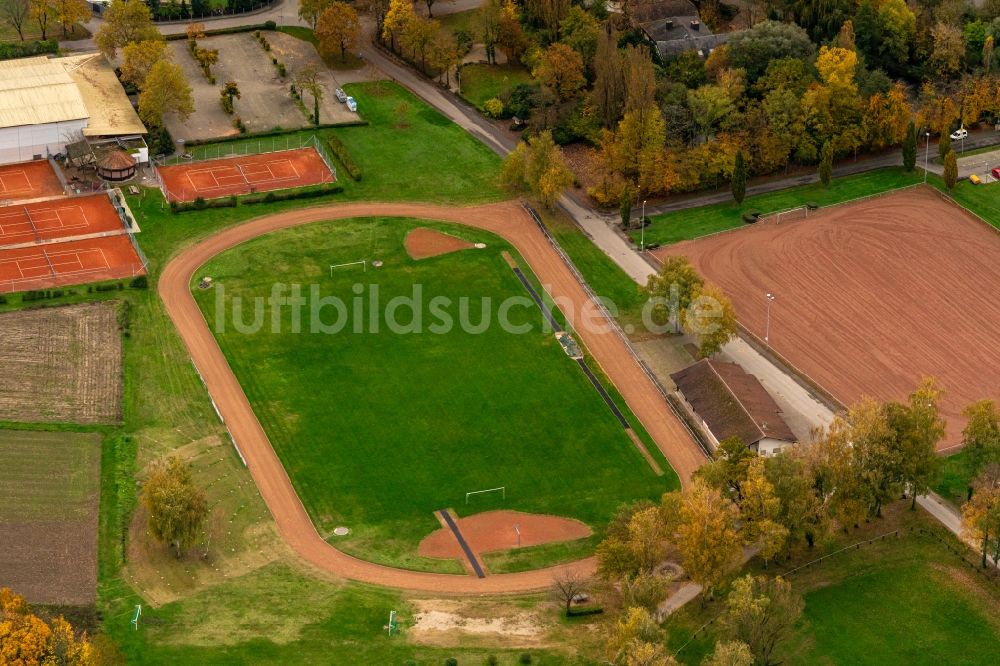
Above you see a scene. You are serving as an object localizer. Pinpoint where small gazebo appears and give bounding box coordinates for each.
[96,150,137,182]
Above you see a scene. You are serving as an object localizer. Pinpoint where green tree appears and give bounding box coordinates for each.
[938,132,952,161]
[138,59,194,127]
[95,0,161,59]
[701,640,754,666]
[120,38,168,88]
[963,400,1000,480]
[559,5,599,72]
[902,120,917,171]
[722,575,804,666]
[818,140,833,186]
[943,150,958,189]
[644,255,704,333]
[875,0,915,71]
[687,282,738,358]
[886,377,945,509]
[731,150,747,203]
[298,0,334,29]
[590,22,625,127]
[141,456,209,558]
[727,20,815,83]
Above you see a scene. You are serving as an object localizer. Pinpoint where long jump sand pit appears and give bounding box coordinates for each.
[654,187,1000,447]
[419,510,592,560]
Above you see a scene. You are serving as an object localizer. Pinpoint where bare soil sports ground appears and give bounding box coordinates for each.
[156,148,334,202]
[0,429,102,604]
[655,187,1000,446]
[0,302,122,424]
[160,200,704,593]
[0,234,145,294]
[419,510,591,561]
[405,226,475,259]
[0,159,64,201]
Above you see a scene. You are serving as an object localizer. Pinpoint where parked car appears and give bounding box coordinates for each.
[991,166,1000,180]
[950,128,969,140]
[346,97,357,112]
[335,88,347,103]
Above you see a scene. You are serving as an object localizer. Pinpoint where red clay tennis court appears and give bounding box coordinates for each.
[156,148,334,202]
[0,194,125,247]
[0,160,65,201]
[0,235,145,294]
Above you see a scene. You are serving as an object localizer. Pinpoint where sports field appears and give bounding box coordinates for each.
[0,234,145,294]
[157,147,334,202]
[0,429,102,605]
[0,159,64,201]
[194,216,677,572]
[654,187,1000,446]
[0,193,126,247]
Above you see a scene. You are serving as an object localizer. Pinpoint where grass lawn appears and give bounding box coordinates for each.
[438,7,479,34]
[931,173,1000,231]
[459,63,534,110]
[175,82,504,205]
[637,167,923,246]
[194,216,677,570]
[276,25,364,69]
[0,23,89,42]
[664,505,1000,665]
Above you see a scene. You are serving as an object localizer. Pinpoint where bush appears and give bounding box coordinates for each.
[129,275,148,289]
[169,184,343,212]
[276,62,286,77]
[742,210,762,224]
[445,659,458,666]
[0,40,58,61]
[0,295,6,305]
[325,135,362,180]
[148,126,175,156]
[483,97,505,118]
[519,654,532,664]
[264,20,276,29]
[485,657,498,666]
[506,83,538,120]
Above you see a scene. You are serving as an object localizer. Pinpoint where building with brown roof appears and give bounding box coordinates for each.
[670,358,796,456]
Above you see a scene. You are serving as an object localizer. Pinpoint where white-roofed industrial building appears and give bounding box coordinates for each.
[0,54,146,165]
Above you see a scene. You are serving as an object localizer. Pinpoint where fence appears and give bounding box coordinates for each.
[0,261,147,296]
[521,203,713,460]
[308,135,339,183]
[157,134,321,167]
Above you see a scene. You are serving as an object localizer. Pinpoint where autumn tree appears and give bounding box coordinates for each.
[621,571,670,614]
[623,45,656,114]
[533,42,585,102]
[500,130,574,208]
[497,0,527,64]
[885,377,944,508]
[381,0,415,52]
[0,588,95,665]
[943,150,958,189]
[902,120,917,171]
[696,437,757,502]
[596,500,658,581]
[138,60,194,128]
[531,0,569,42]
[731,150,746,203]
[120,39,169,89]
[295,64,324,125]
[298,0,334,29]
[739,457,789,567]
[644,255,704,333]
[605,607,674,666]
[476,0,501,64]
[686,282,738,358]
[764,450,827,550]
[931,22,964,78]
[427,27,460,86]
[400,15,438,73]
[0,0,30,41]
[219,80,240,115]
[315,2,360,62]
[27,0,50,40]
[95,0,161,59]
[358,0,390,40]
[962,468,1000,567]
[666,480,742,601]
[688,84,733,142]
[702,641,754,666]
[721,575,804,666]
[51,0,87,38]
[818,140,833,186]
[591,22,625,128]
[141,456,208,558]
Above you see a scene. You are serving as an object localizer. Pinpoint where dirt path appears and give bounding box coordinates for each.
[159,200,703,593]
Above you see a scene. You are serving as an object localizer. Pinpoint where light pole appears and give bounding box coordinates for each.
[640,199,647,251]
[765,293,775,346]
[924,132,930,183]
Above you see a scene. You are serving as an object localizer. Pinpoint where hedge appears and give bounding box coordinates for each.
[181,121,367,147]
[165,21,276,41]
[0,40,58,61]
[169,184,343,212]
[326,135,362,181]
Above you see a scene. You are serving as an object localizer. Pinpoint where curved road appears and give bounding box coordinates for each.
[159,200,703,593]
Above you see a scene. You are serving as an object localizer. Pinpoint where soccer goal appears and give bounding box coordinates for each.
[771,206,810,224]
[466,486,505,504]
[330,260,367,275]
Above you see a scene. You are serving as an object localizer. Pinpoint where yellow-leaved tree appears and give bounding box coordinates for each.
[0,588,96,665]
[500,130,574,208]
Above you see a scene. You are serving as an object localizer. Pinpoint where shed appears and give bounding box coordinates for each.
[96,150,136,182]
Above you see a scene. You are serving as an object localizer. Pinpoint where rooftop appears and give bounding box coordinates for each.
[62,54,146,137]
[0,57,89,129]
[671,358,797,446]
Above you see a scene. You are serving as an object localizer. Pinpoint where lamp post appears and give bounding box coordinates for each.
[924,132,931,183]
[640,199,647,251]
[765,292,775,346]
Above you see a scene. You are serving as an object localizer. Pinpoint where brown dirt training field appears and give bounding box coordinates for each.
[0,429,102,605]
[655,187,1000,446]
[419,510,591,560]
[0,302,123,424]
[405,227,475,259]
